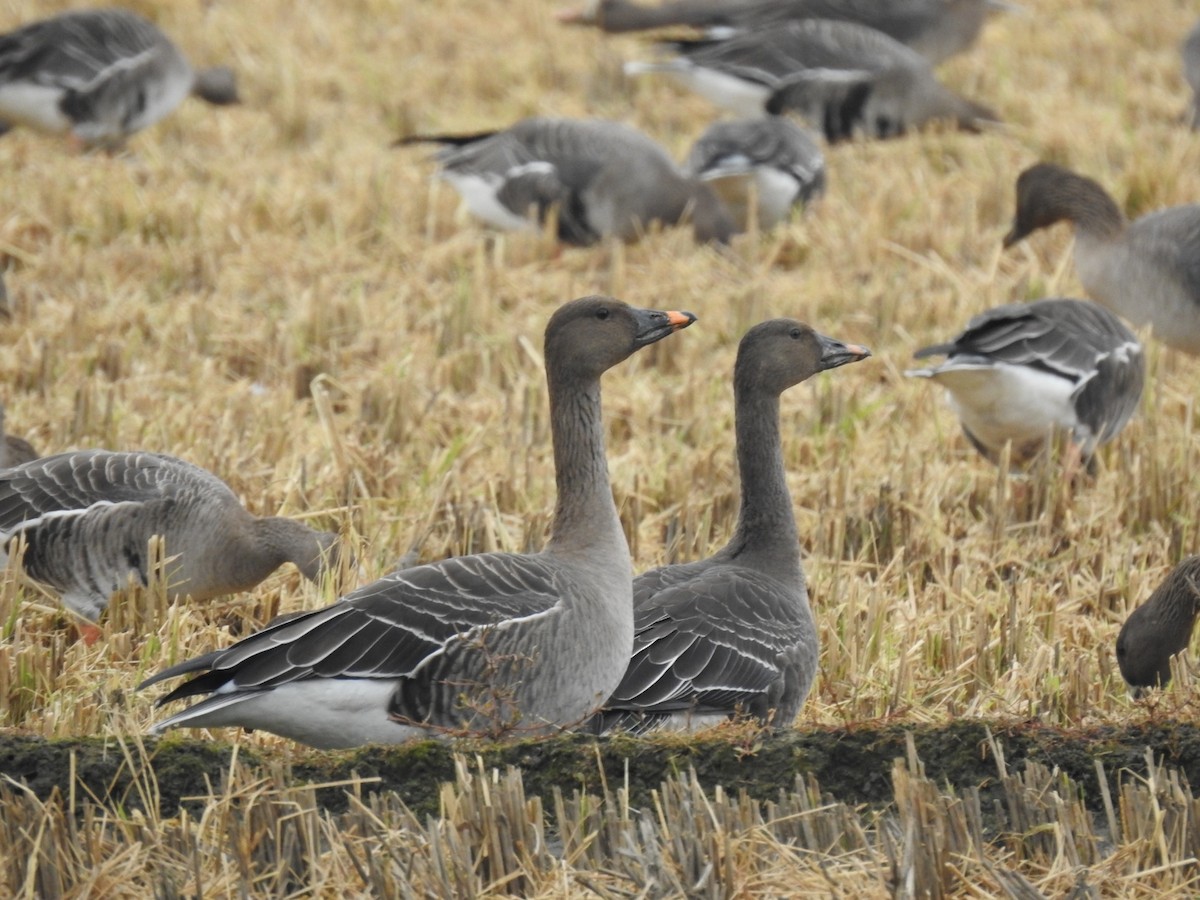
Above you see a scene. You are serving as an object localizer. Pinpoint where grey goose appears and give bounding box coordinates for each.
[400,118,735,246]
[1004,163,1200,355]
[0,8,238,149]
[622,19,997,137]
[593,320,870,734]
[906,298,1144,468]
[1116,556,1200,697]
[1185,20,1200,129]
[0,450,340,624]
[559,0,1012,65]
[685,116,825,230]
[141,297,697,749]
[0,402,37,469]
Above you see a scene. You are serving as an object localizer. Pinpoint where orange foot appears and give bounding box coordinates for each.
[78,623,103,646]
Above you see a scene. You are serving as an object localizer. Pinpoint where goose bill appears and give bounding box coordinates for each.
[817,333,871,369]
[633,308,698,346]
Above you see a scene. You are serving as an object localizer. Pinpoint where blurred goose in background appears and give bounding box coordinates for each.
[906,298,1144,469]
[1183,20,1200,129]
[685,116,825,230]
[559,0,1014,65]
[1117,556,1200,697]
[141,298,698,750]
[623,19,996,132]
[0,8,238,149]
[0,451,340,625]
[400,117,735,245]
[0,402,37,469]
[592,320,870,734]
[1003,163,1200,355]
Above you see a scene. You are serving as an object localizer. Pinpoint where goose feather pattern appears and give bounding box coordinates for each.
[143,298,697,749]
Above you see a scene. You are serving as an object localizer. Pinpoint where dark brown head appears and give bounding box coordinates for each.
[1116,556,1200,696]
[192,66,240,105]
[734,319,870,397]
[544,296,696,383]
[1002,162,1123,248]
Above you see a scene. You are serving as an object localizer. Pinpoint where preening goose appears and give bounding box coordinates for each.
[1003,163,1200,355]
[0,8,238,149]
[1184,20,1200,129]
[400,117,735,246]
[623,19,995,131]
[0,451,340,623]
[559,0,1011,65]
[141,297,697,750]
[906,298,1144,468]
[592,320,869,734]
[0,402,37,469]
[1116,556,1200,697]
[685,116,825,230]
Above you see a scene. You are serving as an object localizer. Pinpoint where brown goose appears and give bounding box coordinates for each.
[593,319,869,734]
[399,118,734,246]
[141,297,697,749]
[0,402,37,469]
[622,19,997,135]
[0,451,339,623]
[1003,163,1200,355]
[0,8,238,149]
[559,0,1012,65]
[1117,556,1200,697]
[906,299,1144,468]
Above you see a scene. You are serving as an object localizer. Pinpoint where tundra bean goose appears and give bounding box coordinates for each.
[0,8,238,149]
[623,19,996,131]
[141,297,697,749]
[399,118,734,246]
[685,116,825,230]
[1184,20,1200,129]
[559,0,1011,65]
[906,299,1144,468]
[1116,556,1200,697]
[593,320,869,734]
[0,402,37,469]
[1003,163,1200,355]
[0,451,340,623]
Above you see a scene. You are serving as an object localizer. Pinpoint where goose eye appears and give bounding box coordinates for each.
[790,328,803,339]
[595,308,609,320]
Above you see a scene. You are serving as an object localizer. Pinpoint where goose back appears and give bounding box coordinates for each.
[1117,556,1200,696]
[142,298,697,749]
[594,320,870,734]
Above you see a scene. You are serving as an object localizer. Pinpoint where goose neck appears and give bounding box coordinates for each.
[728,390,799,559]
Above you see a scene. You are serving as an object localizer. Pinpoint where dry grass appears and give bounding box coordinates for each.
[0,0,1199,892]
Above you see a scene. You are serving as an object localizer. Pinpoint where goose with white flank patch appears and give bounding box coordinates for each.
[622,19,996,137]
[1117,556,1200,697]
[141,297,697,749]
[558,0,1014,65]
[906,298,1144,468]
[0,8,238,149]
[1003,163,1200,355]
[399,118,735,246]
[0,451,341,625]
[592,319,869,734]
[685,116,825,230]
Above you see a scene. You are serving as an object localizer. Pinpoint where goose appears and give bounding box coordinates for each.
[1003,163,1200,356]
[558,0,1013,65]
[1116,556,1200,697]
[622,19,996,131]
[685,116,825,230]
[140,297,697,749]
[905,298,1144,468]
[399,117,735,246]
[1185,20,1200,129]
[0,402,37,469]
[0,8,239,149]
[592,319,869,734]
[0,450,340,624]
